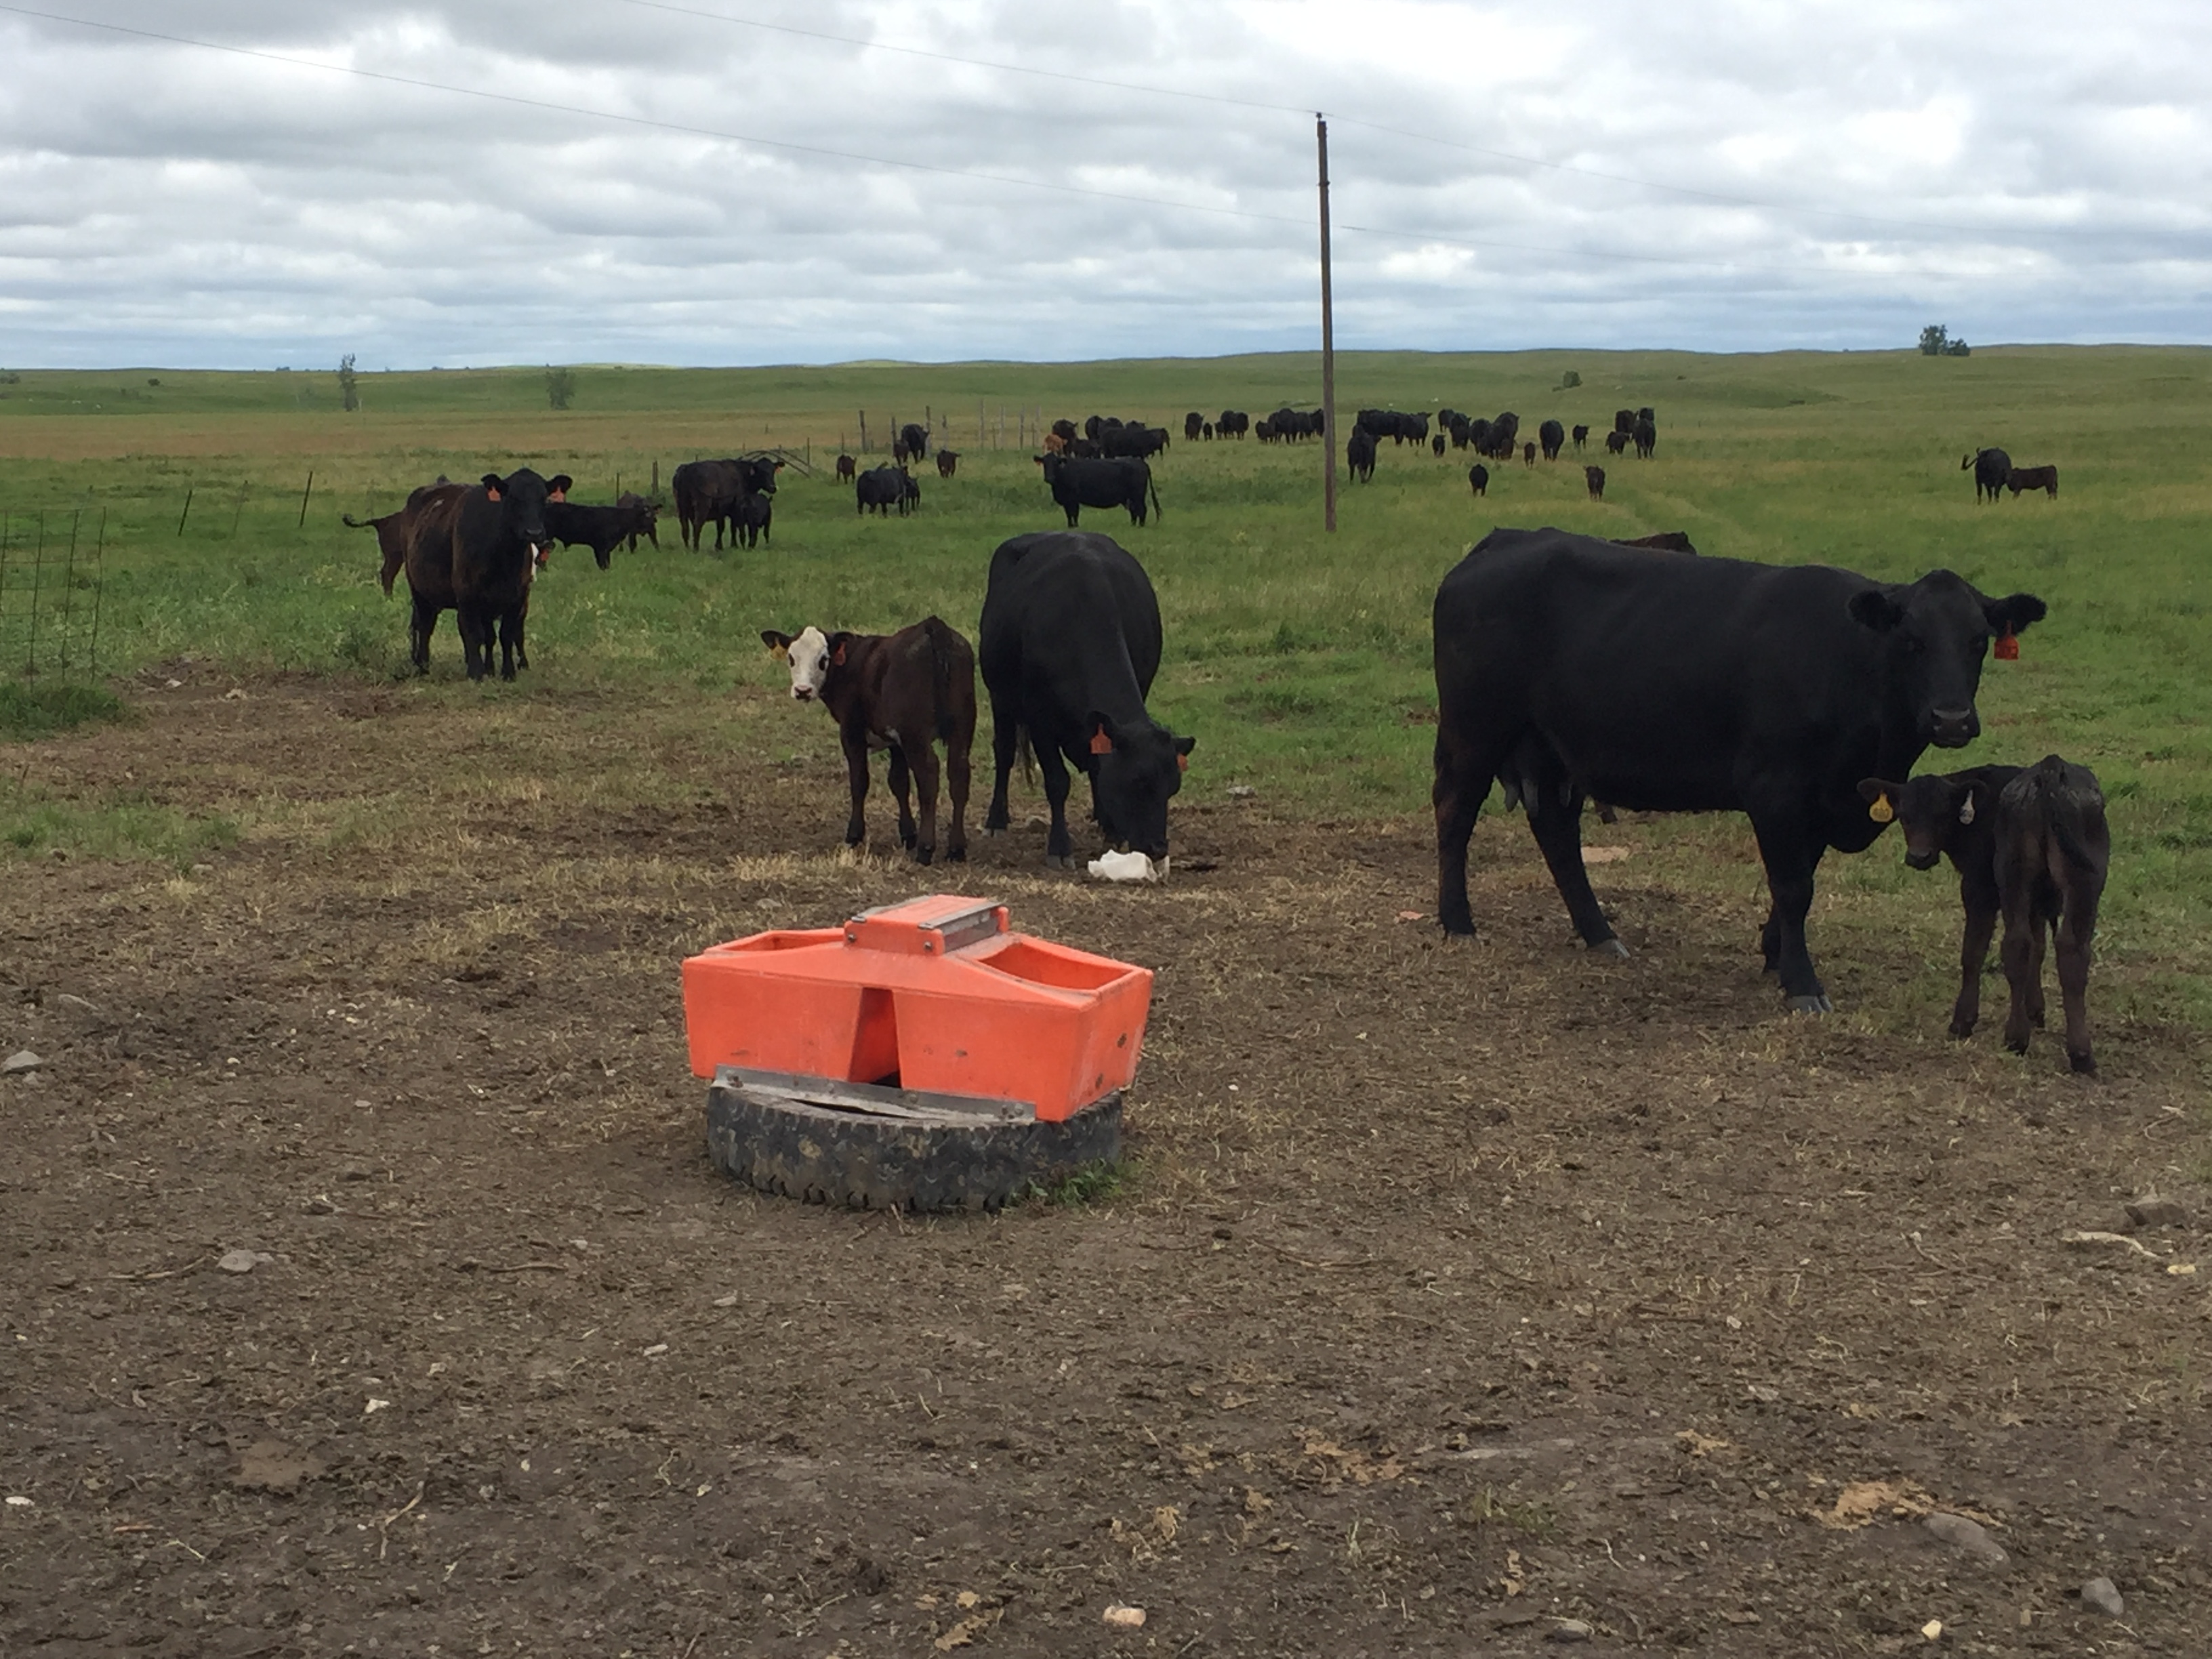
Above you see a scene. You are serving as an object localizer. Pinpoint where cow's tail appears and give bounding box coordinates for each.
[1017,726,1036,786]
[922,615,962,743]
[1148,472,1163,522]
[342,513,375,530]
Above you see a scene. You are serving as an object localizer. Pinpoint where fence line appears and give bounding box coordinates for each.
[0,507,108,684]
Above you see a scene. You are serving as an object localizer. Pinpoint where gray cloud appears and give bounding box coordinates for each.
[1,0,2207,367]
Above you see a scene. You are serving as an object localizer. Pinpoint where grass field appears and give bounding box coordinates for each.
[3,345,2209,1036]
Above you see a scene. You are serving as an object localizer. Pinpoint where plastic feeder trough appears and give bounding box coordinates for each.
[682,896,1151,1211]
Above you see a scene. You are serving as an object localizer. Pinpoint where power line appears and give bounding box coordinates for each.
[0,3,2153,285]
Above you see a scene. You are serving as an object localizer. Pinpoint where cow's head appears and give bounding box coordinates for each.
[1846,571,2046,750]
[482,468,550,552]
[1087,712,1195,861]
[761,626,846,701]
[1858,773,1992,869]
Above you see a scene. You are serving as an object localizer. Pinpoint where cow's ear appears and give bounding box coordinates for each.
[1983,592,2047,636]
[548,474,573,497]
[1856,777,1901,803]
[1174,735,1195,773]
[760,630,792,659]
[1847,588,1906,632]
[827,631,853,668]
[480,473,504,497]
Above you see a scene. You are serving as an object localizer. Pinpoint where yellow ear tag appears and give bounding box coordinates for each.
[770,642,788,661]
[1869,794,1894,823]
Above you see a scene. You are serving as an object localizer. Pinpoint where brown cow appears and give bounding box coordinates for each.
[1043,430,1068,455]
[1584,465,1605,500]
[2006,464,2059,498]
[1523,441,1536,467]
[834,453,857,483]
[936,449,960,479]
[761,618,976,865]
[345,508,413,597]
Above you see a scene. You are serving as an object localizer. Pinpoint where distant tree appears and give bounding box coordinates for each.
[337,353,359,411]
[1944,337,1972,357]
[1558,369,1582,389]
[146,376,160,386]
[546,365,575,410]
[1919,325,1950,356]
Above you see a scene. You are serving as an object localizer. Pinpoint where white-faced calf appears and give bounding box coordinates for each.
[760,618,977,865]
[1860,755,2108,1072]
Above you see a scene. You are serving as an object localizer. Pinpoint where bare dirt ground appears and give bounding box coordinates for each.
[3,674,2208,1658]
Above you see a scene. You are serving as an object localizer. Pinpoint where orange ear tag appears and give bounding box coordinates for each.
[1994,632,2019,660]
[1176,753,1189,773]
[485,487,501,502]
[1868,794,1894,823]
[1089,729,1113,756]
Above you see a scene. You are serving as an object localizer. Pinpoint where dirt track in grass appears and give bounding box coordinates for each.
[3,673,2207,1656]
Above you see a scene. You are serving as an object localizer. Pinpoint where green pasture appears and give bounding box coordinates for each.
[2,345,2207,1038]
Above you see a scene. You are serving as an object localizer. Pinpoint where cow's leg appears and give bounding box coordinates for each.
[1064,505,1080,529]
[983,698,1019,836]
[839,727,872,848]
[1951,896,1999,1039]
[901,737,939,865]
[1748,815,1828,1010]
[1432,724,1510,937]
[2056,886,2098,1073]
[1998,884,2041,1054]
[945,727,971,863]
[457,606,490,682]
[1524,777,1624,956]
[886,744,920,854]
[409,594,436,674]
[1035,743,1076,868]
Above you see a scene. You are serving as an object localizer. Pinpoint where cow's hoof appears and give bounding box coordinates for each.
[1948,1022,1975,1041]
[1787,994,1833,1015]
[1590,937,1630,960]
[2069,1050,2097,1076]
[1045,855,1073,871]
[2005,1036,2030,1056]
[946,846,968,864]
[912,848,933,867]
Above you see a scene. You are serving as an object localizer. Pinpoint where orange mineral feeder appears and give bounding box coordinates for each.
[682,897,1152,1210]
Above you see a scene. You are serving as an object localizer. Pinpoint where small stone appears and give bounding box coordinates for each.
[2,1050,43,1075]
[189,863,213,877]
[217,1249,261,1274]
[1548,1619,1593,1642]
[2125,1196,2193,1231]
[1923,1511,2007,1564]
[1226,785,1257,799]
[4,1495,31,1507]
[2081,1576,2124,1618]
[642,1343,668,1358]
[1101,1604,1145,1629]
[303,1196,336,1215]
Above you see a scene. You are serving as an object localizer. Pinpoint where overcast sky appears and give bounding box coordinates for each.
[3,1,2208,369]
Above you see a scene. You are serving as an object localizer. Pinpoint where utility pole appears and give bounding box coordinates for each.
[1317,113,1338,533]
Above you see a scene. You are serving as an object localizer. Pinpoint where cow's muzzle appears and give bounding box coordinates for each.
[1906,849,1942,872]
[1927,707,1978,748]
[791,687,814,701]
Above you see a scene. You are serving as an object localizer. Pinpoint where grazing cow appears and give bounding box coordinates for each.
[544,498,658,570]
[1255,419,1276,443]
[1613,531,1697,554]
[937,449,960,479]
[835,454,857,483]
[1449,414,1473,449]
[1572,424,1590,451]
[1614,409,1637,435]
[1357,411,1428,446]
[1033,453,1160,527]
[1858,757,2108,1071]
[1101,424,1170,459]
[899,422,928,462]
[979,531,1194,866]
[1584,466,1605,500]
[732,491,773,548]
[1522,441,1537,467]
[1432,432,1447,457]
[1963,447,2011,504]
[1466,417,1492,455]
[1185,411,1204,442]
[1633,417,1656,459]
[1203,422,1213,441]
[1069,438,1103,459]
[1605,430,1630,455]
[672,456,780,550]
[1468,464,1489,497]
[855,466,905,516]
[900,471,922,516]
[1217,410,1249,439]
[1347,425,1377,483]
[1539,419,1565,461]
[762,617,977,865]
[397,469,552,682]
[615,491,661,551]
[1431,528,2047,1008]
[2006,464,2058,498]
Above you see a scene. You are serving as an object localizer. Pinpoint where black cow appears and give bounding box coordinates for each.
[899,422,928,461]
[1184,412,1204,442]
[1605,429,1630,455]
[1614,531,1696,554]
[1571,424,1589,451]
[1347,425,1377,483]
[1487,413,1521,459]
[834,454,857,483]
[1431,527,2046,1009]
[1539,419,1565,461]
[937,449,960,479]
[544,498,658,570]
[1523,441,1536,467]
[398,468,552,682]
[1050,418,1080,447]
[1256,420,1276,443]
[1101,424,1170,459]
[1633,417,1656,459]
[1584,466,1605,499]
[979,531,1194,866]
[1033,453,1160,527]
[856,466,905,516]
[1963,447,2011,504]
[733,491,773,547]
[900,471,922,516]
[1217,410,1249,439]
[615,491,661,550]
[1203,422,1213,441]
[672,456,780,550]
[1467,417,1492,455]
[2006,464,2058,498]
[1614,409,1637,434]
[1468,464,1489,497]
[1431,432,1446,457]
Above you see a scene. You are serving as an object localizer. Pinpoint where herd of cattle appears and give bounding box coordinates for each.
[343,407,2099,1071]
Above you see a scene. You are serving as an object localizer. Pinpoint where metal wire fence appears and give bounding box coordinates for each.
[0,508,108,685]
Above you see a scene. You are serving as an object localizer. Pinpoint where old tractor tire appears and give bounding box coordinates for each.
[704,1074,1122,1214]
